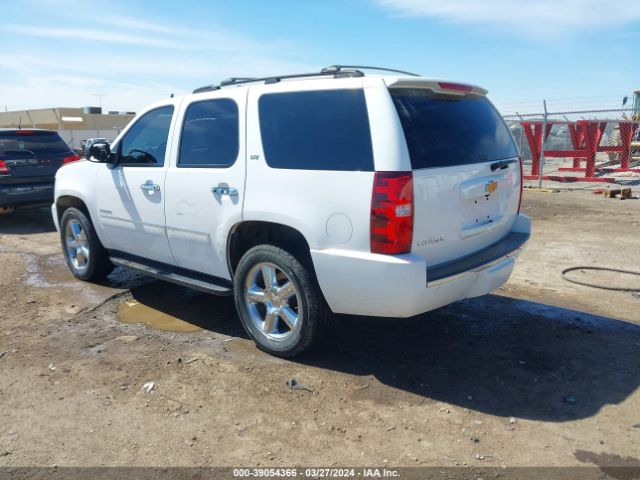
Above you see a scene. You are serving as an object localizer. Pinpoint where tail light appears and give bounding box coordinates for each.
[0,160,9,175]
[62,154,81,165]
[438,82,473,93]
[517,156,523,213]
[371,172,414,255]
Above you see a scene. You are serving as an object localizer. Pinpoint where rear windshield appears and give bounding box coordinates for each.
[390,89,517,169]
[258,89,374,171]
[0,131,71,156]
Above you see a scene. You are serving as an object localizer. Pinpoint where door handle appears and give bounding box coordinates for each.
[211,186,238,197]
[140,182,160,192]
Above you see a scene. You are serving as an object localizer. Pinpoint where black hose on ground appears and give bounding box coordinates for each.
[561,266,640,292]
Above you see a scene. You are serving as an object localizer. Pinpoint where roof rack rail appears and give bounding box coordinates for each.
[193,84,220,94]
[220,77,256,86]
[192,64,419,93]
[321,65,420,77]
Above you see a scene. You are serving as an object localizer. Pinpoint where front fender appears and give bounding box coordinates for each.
[54,161,103,238]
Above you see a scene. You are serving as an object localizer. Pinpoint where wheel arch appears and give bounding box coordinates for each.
[55,194,91,222]
[54,193,108,246]
[227,221,315,277]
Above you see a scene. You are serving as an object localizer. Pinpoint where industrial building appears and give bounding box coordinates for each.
[0,107,135,149]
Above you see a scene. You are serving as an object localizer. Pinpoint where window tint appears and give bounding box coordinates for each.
[258,89,374,171]
[0,131,71,156]
[390,89,517,169]
[179,99,239,167]
[119,106,174,166]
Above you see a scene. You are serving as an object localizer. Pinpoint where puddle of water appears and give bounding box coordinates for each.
[118,300,203,333]
[116,288,235,333]
[23,253,75,288]
[23,251,151,296]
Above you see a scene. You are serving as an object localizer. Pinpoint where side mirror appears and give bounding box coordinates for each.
[89,143,114,164]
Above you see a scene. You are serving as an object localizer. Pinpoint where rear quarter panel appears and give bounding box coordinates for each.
[243,78,388,253]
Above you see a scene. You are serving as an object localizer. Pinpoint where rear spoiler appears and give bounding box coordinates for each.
[384,77,488,96]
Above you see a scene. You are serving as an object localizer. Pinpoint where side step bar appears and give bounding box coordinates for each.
[109,255,232,296]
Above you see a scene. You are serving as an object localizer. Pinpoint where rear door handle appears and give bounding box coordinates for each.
[212,186,238,197]
[140,182,160,191]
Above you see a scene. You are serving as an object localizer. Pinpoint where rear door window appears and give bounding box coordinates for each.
[258,89,374,171]
[0,131,71,157]
[390,89,517,169]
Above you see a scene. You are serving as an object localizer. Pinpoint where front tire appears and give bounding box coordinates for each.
[60,207,113,281]
[233,245,328,357]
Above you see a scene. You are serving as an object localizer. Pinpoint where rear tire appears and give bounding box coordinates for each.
[233,245,329,357]
[60,207,113,281]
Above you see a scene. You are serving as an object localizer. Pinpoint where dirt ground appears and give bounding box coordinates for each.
[0,190,639,469]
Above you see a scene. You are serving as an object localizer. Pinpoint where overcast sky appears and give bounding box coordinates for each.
[2,0,639,114]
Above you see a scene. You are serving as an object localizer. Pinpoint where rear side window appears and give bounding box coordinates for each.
[258,89,374,171]
[0,131,71,156]
[179,99,239,167]
[390,89,517,169]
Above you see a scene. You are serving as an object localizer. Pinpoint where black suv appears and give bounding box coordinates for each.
[0,129,80,213]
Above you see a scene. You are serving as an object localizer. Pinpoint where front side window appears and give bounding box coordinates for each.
[179,99,239,167]
[258,89,374,171]
[119,106,174,166]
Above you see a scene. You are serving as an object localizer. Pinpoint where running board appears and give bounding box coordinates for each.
[109,254,233,296]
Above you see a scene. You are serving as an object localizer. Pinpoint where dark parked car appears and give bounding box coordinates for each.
[82,137,109,159]
[0,129,80,213]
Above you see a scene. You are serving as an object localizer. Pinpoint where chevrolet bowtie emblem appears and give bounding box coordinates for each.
[485,181,498,194]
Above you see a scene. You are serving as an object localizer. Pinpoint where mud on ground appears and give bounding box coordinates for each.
[0,191,639,468]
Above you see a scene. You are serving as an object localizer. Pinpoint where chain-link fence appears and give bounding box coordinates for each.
[504,108,640,189]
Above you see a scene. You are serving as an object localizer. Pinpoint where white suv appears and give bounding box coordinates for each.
[52,65,530,357]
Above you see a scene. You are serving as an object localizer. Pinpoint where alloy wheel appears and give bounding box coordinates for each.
[244,262,302,340]
[64,219,90,273]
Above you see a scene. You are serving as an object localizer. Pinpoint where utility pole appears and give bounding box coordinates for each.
[91,93,107,111]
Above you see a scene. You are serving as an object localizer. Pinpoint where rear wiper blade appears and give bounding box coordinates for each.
[490,159,517,171]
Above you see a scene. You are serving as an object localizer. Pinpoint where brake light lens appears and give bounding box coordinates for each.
[438,82,473,92]
[517,156,523,213]
[0,160,9,174]
[15,130,34,135]
[371,172,414,255]
[62,154,81,165]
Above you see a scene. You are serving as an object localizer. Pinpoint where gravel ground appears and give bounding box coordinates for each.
[0,190,639,470]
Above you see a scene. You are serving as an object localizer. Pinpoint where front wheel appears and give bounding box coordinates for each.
[233,245,329,357]
[60,207,113,281]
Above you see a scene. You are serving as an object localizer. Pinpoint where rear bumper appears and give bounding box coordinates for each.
[0,183,54,207]
[311,214,530,317]
[426,230,529,286]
